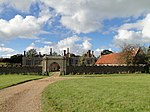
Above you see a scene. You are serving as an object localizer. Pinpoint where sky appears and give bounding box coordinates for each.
[0,0,150,57]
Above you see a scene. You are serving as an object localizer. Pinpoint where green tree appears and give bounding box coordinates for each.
[26,49,37,57]
[121,44,148,65]
[147,46,150,64]
[10,54,23,63]
[121,44,136,65]
[101,49,113,55]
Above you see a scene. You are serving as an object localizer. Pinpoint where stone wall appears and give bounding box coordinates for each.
[66,65,147,75]
[0,65,42,74]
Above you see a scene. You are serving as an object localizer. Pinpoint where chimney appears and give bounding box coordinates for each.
[50,48,52,56]
[64,50,66,56]
[24,51,26,57]
[88,50,91,57]
[39,52,41,57]
[67,48,69,54]
[92,51,94,57]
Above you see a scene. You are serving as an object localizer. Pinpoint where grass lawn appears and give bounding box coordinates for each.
[42,74,150,112]
[0,74,47,89]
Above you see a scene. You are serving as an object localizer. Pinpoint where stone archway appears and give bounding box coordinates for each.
[49,62,60,72]
[42,56,67,74]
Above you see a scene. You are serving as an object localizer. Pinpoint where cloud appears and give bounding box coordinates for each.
[0,44,14,53]
[0,0,36,12]
[0,44,18,57]
[57,35,81,51]
[26,35,92,55]
[42,41,52,45]
[114,13,150,46]
[94,48,102,57]
[35,38,53,45]
[26,43,36,51]
[1,0,150,34]
[41,0,150,33]
[0,14,51,39]
[82,40,92,50]
[94,48,113,57]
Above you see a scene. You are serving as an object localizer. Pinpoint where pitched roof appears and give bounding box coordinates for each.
[95,48,140,65]
[95,53,125,65]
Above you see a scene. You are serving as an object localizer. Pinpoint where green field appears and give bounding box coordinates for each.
[0,74,46,89]
[42,74,150,112]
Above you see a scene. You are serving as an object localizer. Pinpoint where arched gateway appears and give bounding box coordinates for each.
[50,62,60,71]
[42,56,67,74]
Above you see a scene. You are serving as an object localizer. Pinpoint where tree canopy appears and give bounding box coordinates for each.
[121,44,148,65]
[26,49,38,57]
[101,49,113,55]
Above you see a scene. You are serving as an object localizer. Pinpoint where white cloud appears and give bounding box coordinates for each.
[0,44,18,57]
[26,35,92,55]
[35,38,53,45]
[114,13,150,46]
[41,0,150,33]
[42,41,52,45]
[1,0,150,34]
[0,14,51,39]
[0,44,14,53]
[57,35,81,51]
[38,3,52,24]
[94,48,113,57]
[26,43,36,51]
[0,0,36,12]
[82,40,92,50]
[94,48,102,57]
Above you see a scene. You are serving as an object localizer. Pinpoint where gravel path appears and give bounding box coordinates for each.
[0,72,68,112]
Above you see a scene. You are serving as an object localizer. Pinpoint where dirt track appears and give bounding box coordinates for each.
[0,72,68,112]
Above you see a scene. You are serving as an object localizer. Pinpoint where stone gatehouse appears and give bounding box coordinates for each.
[42,56,67,74]
[22,48,96,74]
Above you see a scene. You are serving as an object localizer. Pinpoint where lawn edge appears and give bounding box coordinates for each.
[0,76,47,90]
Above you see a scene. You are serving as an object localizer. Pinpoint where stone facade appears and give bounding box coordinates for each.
[42,56,67,74]
[22,48,97,74]
[22,57,43,66]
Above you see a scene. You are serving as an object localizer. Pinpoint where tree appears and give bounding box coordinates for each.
[121,44,138,65]
[10,54,23,63]
[147,46,150,65]
[133,52,147,64]
[101,49,113,55]
[2,58,11,63]
[121,44,148,65]
[26,49,37,57]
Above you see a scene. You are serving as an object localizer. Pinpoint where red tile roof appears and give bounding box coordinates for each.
[95,53,125,65]
[95,48,140,65]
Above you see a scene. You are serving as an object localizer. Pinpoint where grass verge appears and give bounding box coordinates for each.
[61,73,149,77]
[0,74,47,89]
[42,74,150,112]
